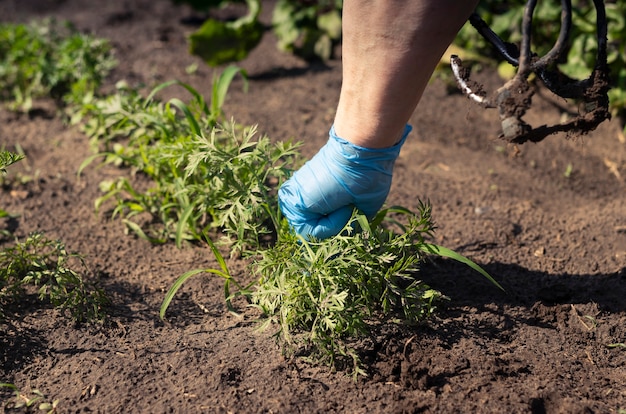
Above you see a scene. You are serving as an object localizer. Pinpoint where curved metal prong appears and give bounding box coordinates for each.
[451,0,611,144]
[450,55,494,107]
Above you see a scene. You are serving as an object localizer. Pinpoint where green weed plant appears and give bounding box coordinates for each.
[0,383,59,413]
[174,0,342,64]
[80,71,301,251]
[0,19,116,112]
[162,203,501,376]
[0,233,108,322]
[0,150,24,237]
[252,205,445,376]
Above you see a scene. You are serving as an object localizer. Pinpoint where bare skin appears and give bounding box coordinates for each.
[334,0,479,148]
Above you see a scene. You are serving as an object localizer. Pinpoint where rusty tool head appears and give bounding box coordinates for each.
[451,0,611,144]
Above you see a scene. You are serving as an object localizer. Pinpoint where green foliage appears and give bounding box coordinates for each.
[189,0,264,66]
[0,233,109,322]
[80,73,302,252]
[272,0,342,61]
[0,150,24,175]
[0,19,116,111]
[252,205,443,375]
[1,150,24,236]
[452,0,626,131]
[161,203,500,377]
[176,0,342,64]
[0,383,59,413]
[160,233,254,319]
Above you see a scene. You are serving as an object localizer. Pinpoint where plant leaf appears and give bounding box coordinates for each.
[189,0,263,66]
[421,243,504,291]
[160,268,206,319]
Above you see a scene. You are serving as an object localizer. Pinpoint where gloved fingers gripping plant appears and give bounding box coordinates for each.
[278,125,411,240]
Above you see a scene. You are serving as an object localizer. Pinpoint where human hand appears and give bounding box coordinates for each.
[278,124,411,240]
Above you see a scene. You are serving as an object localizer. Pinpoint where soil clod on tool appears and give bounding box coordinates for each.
[451,0,611,144]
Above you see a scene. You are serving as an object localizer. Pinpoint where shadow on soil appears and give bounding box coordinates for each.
[422,259,626,312]
[0,321,47,375]
[247,61,332,81]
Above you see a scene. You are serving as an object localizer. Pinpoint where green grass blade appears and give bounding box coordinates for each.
[421,243,504,291]
[224,279,241,315]
[159,268,206,319]
[175,203,196,249]
[144,80,180,104]
[147,79,211,115]
[356,212,372,234]
[172,81,210,115]
[77,153,107,177]
[212,65,247,116]
[122,219,166,244]
[203,232,230,277]
[168,98,201,136]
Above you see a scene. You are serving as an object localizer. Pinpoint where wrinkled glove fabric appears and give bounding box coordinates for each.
[278,124,411,240]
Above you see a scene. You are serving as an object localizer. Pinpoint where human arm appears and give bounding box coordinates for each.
[279,0,478,239]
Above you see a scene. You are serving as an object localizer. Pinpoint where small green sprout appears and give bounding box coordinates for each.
[0,233,109,322]
[1,383,59,413]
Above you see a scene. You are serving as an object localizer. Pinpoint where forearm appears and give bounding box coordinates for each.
[334,0,478,148]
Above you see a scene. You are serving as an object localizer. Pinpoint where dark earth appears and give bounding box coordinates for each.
[1,1,625,412]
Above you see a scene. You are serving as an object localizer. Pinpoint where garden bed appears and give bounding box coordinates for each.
[1,0,625,412]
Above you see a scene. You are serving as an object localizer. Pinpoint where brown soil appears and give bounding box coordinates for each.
[1,1,625,413]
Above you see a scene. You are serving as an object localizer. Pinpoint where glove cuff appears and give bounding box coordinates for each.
[328,123,412,163]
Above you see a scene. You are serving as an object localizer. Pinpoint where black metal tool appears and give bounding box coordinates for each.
[451,0,611,144]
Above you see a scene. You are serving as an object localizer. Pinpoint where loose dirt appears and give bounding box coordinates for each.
[1,1,625,413]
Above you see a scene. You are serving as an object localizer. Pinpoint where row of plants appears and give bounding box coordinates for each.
[0,151,108,323]
[0,21,115,408]
[0,19,114,326]
[78,75,499,374]
[0,18,500,377]
[0,18,116,112]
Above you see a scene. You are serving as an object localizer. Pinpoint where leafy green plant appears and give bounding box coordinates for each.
[0,233,108,322]
[189,0,264,66]
[252,204,500,376]
[80,70,302,251]
[0,383,59,413]
[175,0,342,64]
[450,0,626,134]
[79,66,244,150]
[1,150,25,237]
[0,18,116,112]
[272,0,342,61]
[161,203,501,377]
[0,150,24,175]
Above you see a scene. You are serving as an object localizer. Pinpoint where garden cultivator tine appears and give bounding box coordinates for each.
[451,0,611,144]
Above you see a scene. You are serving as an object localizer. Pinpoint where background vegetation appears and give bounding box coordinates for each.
[174,0,626,134]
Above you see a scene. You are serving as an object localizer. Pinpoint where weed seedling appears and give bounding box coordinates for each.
[0,149,24,238]
[0,19,116,112]
[0,233,108,322]
[0,383,59,413]
[252,204,500,376]
[162,202,501,377]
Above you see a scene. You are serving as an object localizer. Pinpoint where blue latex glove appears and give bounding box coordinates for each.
[278,124,412,240]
